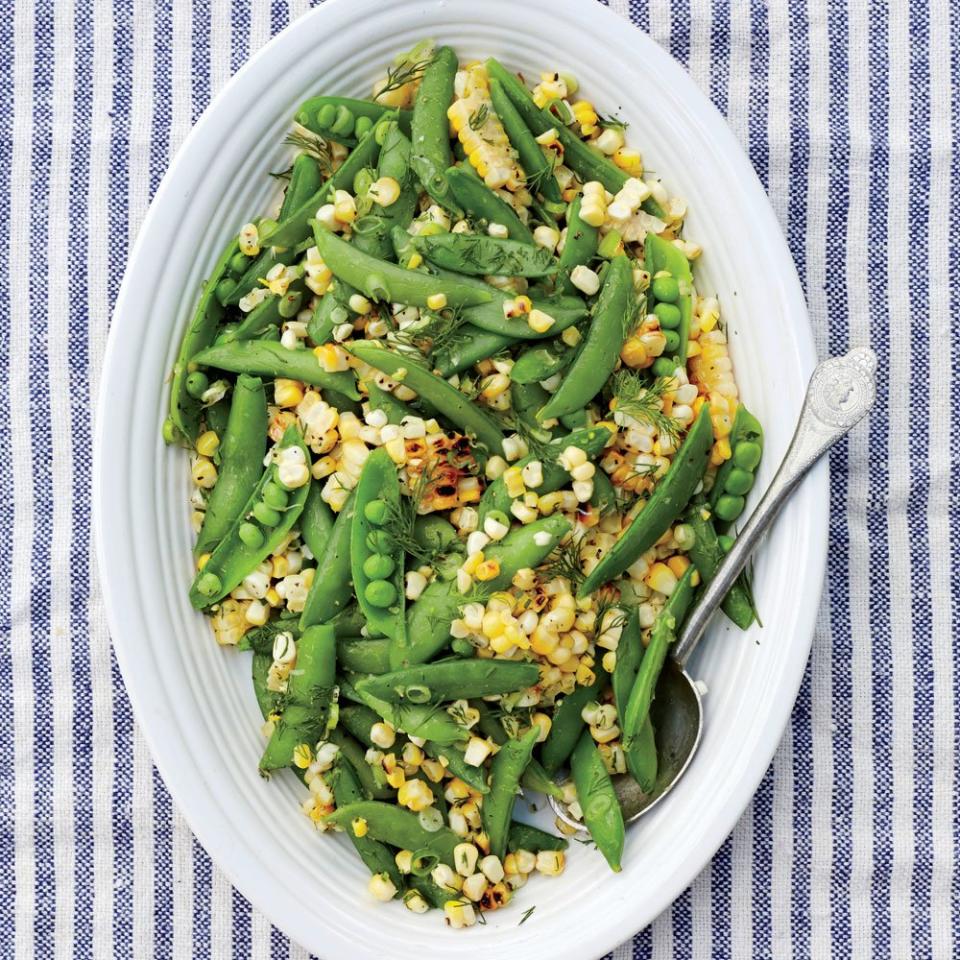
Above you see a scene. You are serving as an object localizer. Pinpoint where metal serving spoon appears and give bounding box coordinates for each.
[551,346,877,829]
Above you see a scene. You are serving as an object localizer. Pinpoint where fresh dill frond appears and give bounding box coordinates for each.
[382,465,439,566]
[543,536,586,590]
[468,103,489,130]
[268,164,293,181]
[596,111,629,131]
[519,906,537,926]
[387,306,470,362]
[375,48,437,99]
[525,149,559,195]
[594,593,634,634]
[283,129,333,176]
[610,370,681,444]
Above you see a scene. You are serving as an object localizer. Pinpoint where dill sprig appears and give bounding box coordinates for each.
[596,111,629,131]
[468,103,489,130]
[387,306,470,362]
[610,371,681,444]
[543,536,586,590]
[382,464,441,565]
[524,148,559,195]
[594,593,634,635]
[519,906,537,926]
[375,48,437,99]
[282,129,333,176]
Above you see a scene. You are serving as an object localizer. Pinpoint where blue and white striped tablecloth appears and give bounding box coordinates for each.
[2,0,956,956]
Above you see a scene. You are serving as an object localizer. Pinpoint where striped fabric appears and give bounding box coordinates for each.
[1,0,955,956]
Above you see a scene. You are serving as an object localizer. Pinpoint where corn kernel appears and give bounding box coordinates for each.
[192,459,217,489]
[426,292,448,310]
[195,430,220,458]
[238,222,260,256]
[274,378,304,408]
[667,554,691,578]
[351,816,368,838]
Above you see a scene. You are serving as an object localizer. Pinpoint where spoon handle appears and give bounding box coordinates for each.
[673,346,878,667]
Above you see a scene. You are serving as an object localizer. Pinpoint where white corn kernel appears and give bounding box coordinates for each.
[570,264,600,296]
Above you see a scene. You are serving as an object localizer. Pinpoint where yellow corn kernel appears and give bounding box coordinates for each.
[238,222,260,256]
[644,562,678,595]
[575,663,596,686]
[489,632,515,654]
[686,340,702,357]
[397,778,434,812]
[271,554,289,579]
[528,309,555,334]
[715,437,732,461]
[192,459,217,488]
[463,551,484,576]
[385,768,406,789]
[426,292,448,311]
[351,816,368,838]
[612,148,643,175]
[370,175,400,207]
[667,554,691,578]
[620,335,649,368]
[292,743,312,769]
[333,189,357,223]
[265,587,282,607]
[406,252,423,269]
[195,430,220,458]
[572,100,598,134]
[503,467,525,498]
[475,559,501,582]
[274,378,304,409]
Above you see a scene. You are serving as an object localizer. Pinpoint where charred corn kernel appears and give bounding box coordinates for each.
[620,336,648,367]
[645,562,678,595]
[370,722,396,749]
[476,559,501,582]
[397,778,434,812]
[351,816,368,838]
[368,872,397,902]
[426,292,448,310]
[369,175,400,206]
[192,459,217,488]
[238,222,260,256]
[535,850,565,876]
[274,378,304,408]
[333,189,357,223]
[195,430,220,458]
[667,554,691,578]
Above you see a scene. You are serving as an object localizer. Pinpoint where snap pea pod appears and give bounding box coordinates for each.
[239,615,301,653]
[229,292,282,342]
[709,403,764,526]
[325,800,460,866]
[278,152,325,221]
[352,123,419,262]
[337,636,392,675]
[328,728,394,802]
[510,381,555,439]
[193,375,267,557]
[251,651,275,719]
[364,382,415,425]
[300,491,355,630]
[570,729,624,871]
[507,821,568,853]
[485,58,628,194]
[473,701,563,800]
[203,396,231,437]
[328,760,402,888]
[337,703,384,748]
[445,165,533,242]
[432,326,516,377]
[191,341,360,401]
[422,741,489,795]
[539,668,607,774]
[645,232,693,367]
[538,254,633,421]
[481,726,540,860]
[458,291,588,341]
[295,96,413,143]
[301,482,335,565]
[478,425,613,524]
[488,76,564,209]
[222,245,298,307]
[611,609,657,791]
[578,403,714,597]
[556,196,599,295]
[622,565,697,750]
[312,222,492,308]
[590,468,617,516]
[410,233,556,277]
[348,341,505,456]
[409,45,459,213]
[259,624,337,773]
[308,278,359,346]
[509,340,574,384]
[356,659,540,703]
[262,117,390,250]
[412,515,459,555]
[356,688,468,747]
[167,236,238,443]
[351,450,407,655]
[684,500,756,629]
[189,426,311,608]
[402,514,572,666]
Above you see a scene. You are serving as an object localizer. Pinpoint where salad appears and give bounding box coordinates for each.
[165,41,764,928]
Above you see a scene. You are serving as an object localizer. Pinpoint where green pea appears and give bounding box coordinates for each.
[733,440,762,471]
[262,482,289,511]
[185,371,209,399]
[238,522,264,549]
[229,251,250,274]
[353,167,376,198]
[317,103,337,128]
[485,509,510,530]
[364,499,389,525]
[216,277,237,303]
[724,467,755,497]
[253,501,282,527]
[662,329,681,353]
[331,104,355,137]
[363,553,396,580]
[162,417,180,445]
[196,571,222,597]
[355,115,373,139]
[654,302,681,329]
[715,494,745,523]
[652,357,676,377]
[364,579,397,609]
[717,534,735,553]
[366,529,392,553]
[651,275,679,303]
[450,637,475,657]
